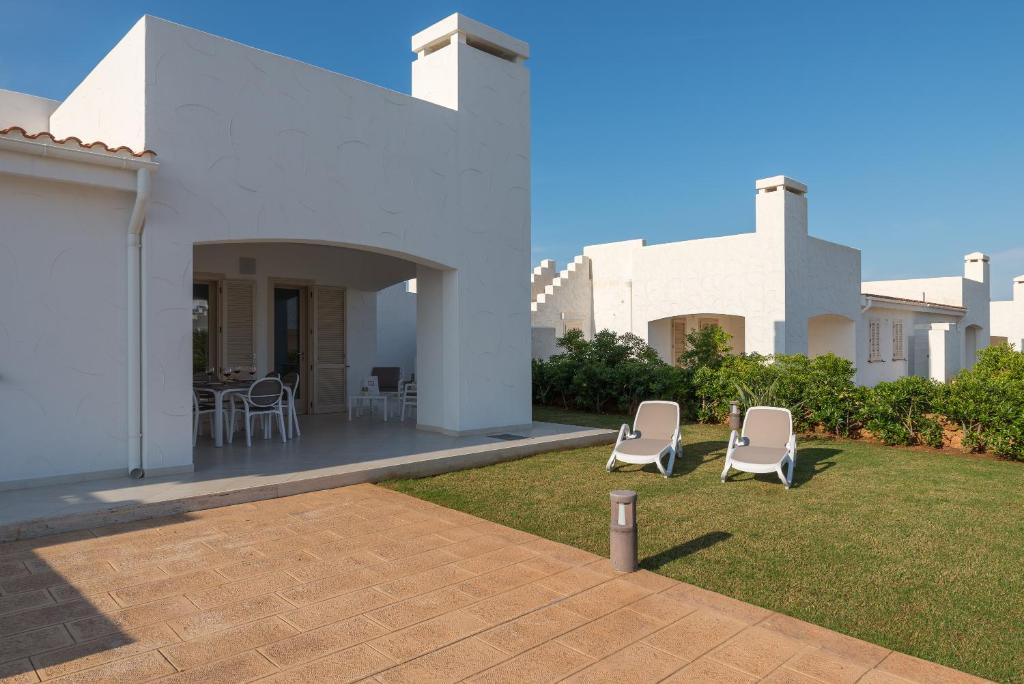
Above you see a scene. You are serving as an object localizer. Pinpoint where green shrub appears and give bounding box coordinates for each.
[941,344,1024,459]
[863,376,943,448]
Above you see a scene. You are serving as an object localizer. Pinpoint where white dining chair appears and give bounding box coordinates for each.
[400,382,417,421]
[235,377,287,447]
[192,390,218,447]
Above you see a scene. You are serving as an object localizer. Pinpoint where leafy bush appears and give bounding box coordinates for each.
[941,345,1024,459]
[532,329,1024,459]
[863,376,943,448]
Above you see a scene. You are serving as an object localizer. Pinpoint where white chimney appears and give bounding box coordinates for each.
[755,175,808,240]
[963,252,990,284]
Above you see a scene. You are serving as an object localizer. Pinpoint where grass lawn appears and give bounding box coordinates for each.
[383,406,1024,682]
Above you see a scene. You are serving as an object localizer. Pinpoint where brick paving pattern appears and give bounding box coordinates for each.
[0,484,987,683]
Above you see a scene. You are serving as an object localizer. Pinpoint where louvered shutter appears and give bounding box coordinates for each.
[220,280,255,369]
[671,318,687,366]
[312,286,347,414]
[868,319,881,362]
[892,320,905,360]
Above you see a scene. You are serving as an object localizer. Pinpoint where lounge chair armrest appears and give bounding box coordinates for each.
[615,424,630,447]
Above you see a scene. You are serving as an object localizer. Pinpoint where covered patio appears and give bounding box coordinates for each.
[0,419,613,542]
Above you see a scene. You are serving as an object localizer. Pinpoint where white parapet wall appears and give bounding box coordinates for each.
[531,255,593,358]
[990,275,1024,350]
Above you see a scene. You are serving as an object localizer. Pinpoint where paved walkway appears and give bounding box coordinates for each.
[0,484,986,683]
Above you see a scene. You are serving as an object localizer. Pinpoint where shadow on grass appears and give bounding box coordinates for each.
[619,441,727,478]
[724,446,841,488]
[641,531,732,570]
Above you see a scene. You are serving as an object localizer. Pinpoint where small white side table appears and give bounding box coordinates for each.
[348,394,388,421]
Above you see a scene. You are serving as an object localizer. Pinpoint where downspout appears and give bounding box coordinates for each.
[127,168,152,478]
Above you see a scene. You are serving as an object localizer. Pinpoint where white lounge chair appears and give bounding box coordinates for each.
[722,406,796,488]
[606,400,680,478]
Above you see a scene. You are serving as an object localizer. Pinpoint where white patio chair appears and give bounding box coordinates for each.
[235,377,287,447]
[400,382,417,421]
[606,400,680,478]
[722,406,797,488]
[192,390,219,447]
[281,371,301,438]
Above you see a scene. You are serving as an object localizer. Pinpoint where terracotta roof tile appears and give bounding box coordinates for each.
[0,126,156,159]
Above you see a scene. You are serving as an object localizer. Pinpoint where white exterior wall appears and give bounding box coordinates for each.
[0,172,135,485]
[580,178,860,365]
[990,276,1024,350]
[0,89,59,131]
[531,255,593,359]
[377,281,417,377]
[1,12,531,485]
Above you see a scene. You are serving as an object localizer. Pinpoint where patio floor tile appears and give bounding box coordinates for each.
[0,483,989,683]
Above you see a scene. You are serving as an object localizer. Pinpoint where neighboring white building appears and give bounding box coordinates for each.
[990,274,1024,350]
[0,13,532,488]
[531,176,990,386]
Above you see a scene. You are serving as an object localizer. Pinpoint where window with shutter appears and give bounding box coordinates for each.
[312,286,347,414]
[220,280,255,370]
[868,319,881,362]
[892,319,905,360]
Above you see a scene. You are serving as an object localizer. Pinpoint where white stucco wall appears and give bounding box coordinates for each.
[0,172,135,485]
[2,12,531,484]
[990,277,1024,350]
[376,281,417,377]
[581,178,860,366]
[531,255,593,351]
[0,89,59,131]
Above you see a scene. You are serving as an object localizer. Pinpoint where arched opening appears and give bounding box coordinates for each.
[807,314,855,362]
[648,313,745,365]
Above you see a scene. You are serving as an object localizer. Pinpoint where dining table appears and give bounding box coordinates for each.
[193,380,251,448]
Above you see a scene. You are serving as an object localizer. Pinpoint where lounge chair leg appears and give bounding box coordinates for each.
[786,455,795,488]
[777,463,788,488]
[605,453,616,472]
[720,458,731,483]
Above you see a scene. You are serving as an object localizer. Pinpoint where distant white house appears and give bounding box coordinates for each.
[0,13,532,488]
[530,176,991,385]
[990,275,1024,350]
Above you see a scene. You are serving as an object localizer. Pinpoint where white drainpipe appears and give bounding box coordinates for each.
[127,168,152,477]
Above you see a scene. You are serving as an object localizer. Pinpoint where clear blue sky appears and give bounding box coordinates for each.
[2,1,1022,296]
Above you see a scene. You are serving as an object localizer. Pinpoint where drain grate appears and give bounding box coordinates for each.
[488,433,526,441]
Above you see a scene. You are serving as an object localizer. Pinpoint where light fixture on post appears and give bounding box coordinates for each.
[609,490,637,572]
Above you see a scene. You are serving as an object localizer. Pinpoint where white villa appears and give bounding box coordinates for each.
[0,14,533,488]
[990,275,1024,350]
[530,176,991,386]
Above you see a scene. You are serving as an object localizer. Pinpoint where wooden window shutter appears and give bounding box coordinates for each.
[892,320,905,360]
[312,286,347,414]
[220,280,255,369]
[671,318,687,366]
[868,319,881,362]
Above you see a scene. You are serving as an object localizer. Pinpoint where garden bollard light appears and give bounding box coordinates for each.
[729,400,742,432]
[610,490,637,572]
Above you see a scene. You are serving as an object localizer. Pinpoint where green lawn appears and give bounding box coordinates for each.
[383,406,1024,682]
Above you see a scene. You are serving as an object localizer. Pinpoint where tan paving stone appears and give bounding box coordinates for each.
[452,545,538,575]
[661,656,759,683]
[259,614,385,668]
[556,607,663,659]
[48,565,169,603]
[259,642,395,683]
[557,577,654,619]
[0,659,39,684]
[167,594,292,641]
[467,641,592,684]
[0,625,74,665]
[477,604,589,655]
[783,647,872,683]
[64,595,197,642]
[758,612,890,669]
[153,650,278,683]
[376,563,476,601]
[457,559,559,600]
[366,585,477,631]
[707,625,804,677]
[215,550,318,581]
[875,651,991,683]
[374,636,507,684]
[534,563,616,596]
[667,584,773,625]
[370,610,490,663]
[108,570,222,607]
[279,587,394,631]
[462,583,563,626]
[642,608,748,661]
[32,623,178,680]
[760,667,825,683]
[626,589,700,625]
[161,616,297,670]
[0,560,28,580]
[184,570,295,610]
[45,650,174,684]
[563,641,686,683]
[0,590,54,618]
[857,670,917,683]
[519,538,602,566]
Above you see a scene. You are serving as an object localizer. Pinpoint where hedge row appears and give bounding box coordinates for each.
[532,328,1024,460]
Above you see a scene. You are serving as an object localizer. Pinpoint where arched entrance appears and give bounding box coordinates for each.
[648,314,745,365]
